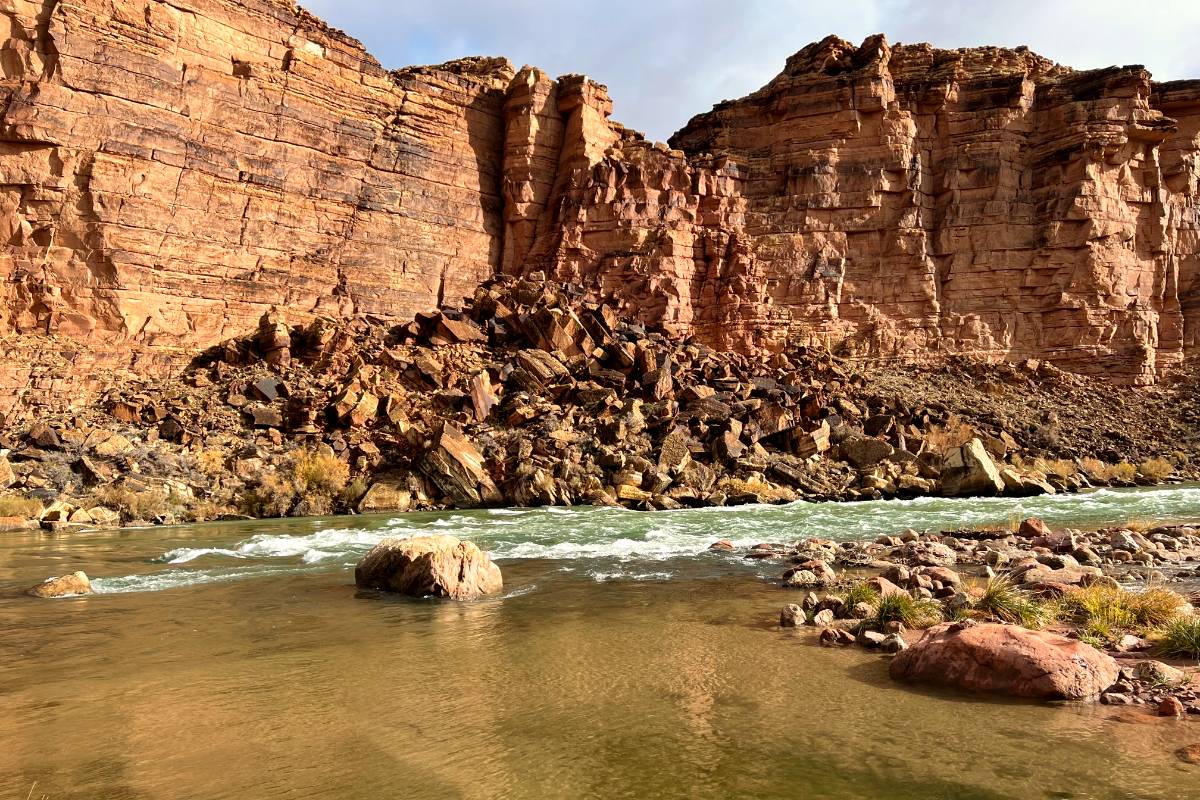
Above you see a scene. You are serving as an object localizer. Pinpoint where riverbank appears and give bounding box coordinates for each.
[3,488,1199,799]
[3,277,1200,534]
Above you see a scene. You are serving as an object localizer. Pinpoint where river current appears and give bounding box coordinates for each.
[2,487,1199,798]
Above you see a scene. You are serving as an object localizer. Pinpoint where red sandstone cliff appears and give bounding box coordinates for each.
[2,2,1199,413]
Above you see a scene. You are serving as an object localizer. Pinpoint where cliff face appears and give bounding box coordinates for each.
[2,4,1199,413]
[523,36,1200,383]
[0,0,513,407]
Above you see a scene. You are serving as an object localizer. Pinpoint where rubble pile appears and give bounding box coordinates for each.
[1,276,1198,529]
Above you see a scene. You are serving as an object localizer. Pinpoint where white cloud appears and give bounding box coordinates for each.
[302,0,1200,141]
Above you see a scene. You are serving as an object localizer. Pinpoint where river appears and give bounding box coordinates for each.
[2,487,1199,799]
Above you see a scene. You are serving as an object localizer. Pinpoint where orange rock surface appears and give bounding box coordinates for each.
[2,3,1199,413]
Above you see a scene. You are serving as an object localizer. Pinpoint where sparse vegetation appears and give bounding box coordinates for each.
[1052,583,1190,643]
[96,485,178,522]
[185,498,229,523]
[1155,617,1200,660]
[922,416,976,453]
[338,476,370,508]
[1137,457,1174,481]
[0,493,43,518]
[869,592,944,629]
[835,581,881,610]
[973,577,1050,627]
[194,447,229,478]
[239,448,350,518]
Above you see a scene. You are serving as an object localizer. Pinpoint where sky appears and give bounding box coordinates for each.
[301,0,1200,142]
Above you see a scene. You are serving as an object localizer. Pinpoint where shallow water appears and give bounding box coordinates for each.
[2,487,1199,799]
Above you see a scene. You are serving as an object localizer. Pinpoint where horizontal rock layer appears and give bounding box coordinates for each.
[2,2,1199,413]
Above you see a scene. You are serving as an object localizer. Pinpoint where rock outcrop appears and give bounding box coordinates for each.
[3,1,1200,415]
[27,570,93,598]
[889,620,1120,700]
[354,535,503,600]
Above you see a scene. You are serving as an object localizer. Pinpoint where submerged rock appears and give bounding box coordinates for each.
[889,620,1119,700]
[27,571,93,598]
[355,535,503,600]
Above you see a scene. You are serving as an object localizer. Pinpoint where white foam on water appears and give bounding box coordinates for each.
[91,564,306,594]
[161,527,392,564]
[90,484,1200,595]
[587,569,675,582]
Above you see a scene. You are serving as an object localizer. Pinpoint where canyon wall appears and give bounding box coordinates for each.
[519,36,1200,383]
[2,2,1199,413]
[0,0,514,408]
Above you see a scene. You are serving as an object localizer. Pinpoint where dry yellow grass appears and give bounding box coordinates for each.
[1138,457,1173,481]
[194,447,228,478]
[923,416,976,453]
[96,485,175,521]
[0,493,43,518]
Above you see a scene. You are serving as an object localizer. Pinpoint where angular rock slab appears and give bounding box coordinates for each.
[355,535,503,600]
[889,621,1119,700]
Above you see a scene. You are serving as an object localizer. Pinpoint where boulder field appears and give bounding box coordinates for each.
[2,275,1199,528]
[3,0,1200,419]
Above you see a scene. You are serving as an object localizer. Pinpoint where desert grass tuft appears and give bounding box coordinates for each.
[870,592,944,629]
[1154,617,1200,660]
[835,581,881,609]
[973,576,1050,627]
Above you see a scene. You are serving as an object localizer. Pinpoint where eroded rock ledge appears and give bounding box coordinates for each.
[2,1,1200,416]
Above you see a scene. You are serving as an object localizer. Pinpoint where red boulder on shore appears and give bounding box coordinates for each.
[889,620,1119,701]
[1018,517,1052,538]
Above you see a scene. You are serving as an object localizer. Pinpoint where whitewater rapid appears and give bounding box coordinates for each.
[89,485,1200,594]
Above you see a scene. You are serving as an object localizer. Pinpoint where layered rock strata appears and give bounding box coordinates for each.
[3,1,1200,414]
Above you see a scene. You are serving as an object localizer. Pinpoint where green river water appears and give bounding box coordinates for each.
[2,486,1199,799]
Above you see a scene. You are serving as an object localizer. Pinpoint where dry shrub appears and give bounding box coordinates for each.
[194,447,228,478]
[923,416,976,453]
[239,448,349,518]
[97,485,175,522]
[186,498,229,523]
[1137,458,1173,481]
[1082,460,1138,482]
[291,448,349,498]
[240,473,296,518]
[1032,457,1076,478]
[1109,462,1137,481]
[0,493,43,518]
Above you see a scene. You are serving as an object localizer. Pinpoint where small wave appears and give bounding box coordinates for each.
[587,569,675,582]
[91,565,305,594]
[159,547,243,564]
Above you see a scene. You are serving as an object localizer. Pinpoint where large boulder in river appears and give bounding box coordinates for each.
[355,535,503,600]
[28,571,93,598]
[940,438,1005,496]
[890,620,1119,700]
